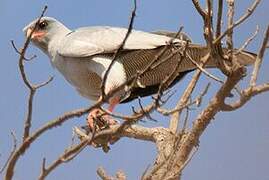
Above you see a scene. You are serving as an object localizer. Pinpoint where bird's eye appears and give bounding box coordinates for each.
[38,21,48,29]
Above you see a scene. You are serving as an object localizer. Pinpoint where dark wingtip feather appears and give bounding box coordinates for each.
[151,31,192,42]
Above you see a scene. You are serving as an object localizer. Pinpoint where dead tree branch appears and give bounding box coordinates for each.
[214,0,261,44]
[222,25,269,111]
[236,25,259,54]
[169,53,210,133]
[97,167,126,180]
[226,0,235,62]
[0,132,17,174]
[11,6,49,142]
[250,25,269,86]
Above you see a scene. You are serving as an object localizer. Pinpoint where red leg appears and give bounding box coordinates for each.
[86,96,120,150]
[108,96,120,112]
[87,108,102,131]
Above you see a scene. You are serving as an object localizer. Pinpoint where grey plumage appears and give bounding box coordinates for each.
[102,44,256,102]
[23,17,256,103]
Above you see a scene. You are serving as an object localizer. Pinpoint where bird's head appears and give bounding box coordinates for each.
[23,16,69,54]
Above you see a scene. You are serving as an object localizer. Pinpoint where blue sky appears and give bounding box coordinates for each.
[1,0,269,179]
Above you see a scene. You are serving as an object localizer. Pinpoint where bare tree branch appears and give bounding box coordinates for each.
[170,66,246,179]
[0,132,17,174]
[250,25,269,86]
[185,51,224,83]
[216,0,223,38]
[142,1,267,179]
[97,167,126,180]
[158,83,210,116]
[10,40,37,61]
[222,25,269,110]
[214,0,261,44]
[226,0,235,62]
[10,6,49,141]
[221,82,269,111]
[39,138,90,180]
[236,25,259,54]
[169,53,210,133]
[192,0,207,19]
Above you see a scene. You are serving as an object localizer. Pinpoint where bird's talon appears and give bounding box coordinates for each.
[84,108,119,151]
[87,108,118,132]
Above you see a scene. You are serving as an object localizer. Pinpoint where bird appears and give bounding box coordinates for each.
[23,16,256,132]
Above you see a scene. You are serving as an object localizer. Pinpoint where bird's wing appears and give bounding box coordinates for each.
[151,30,192,42]
[58,26,181,58]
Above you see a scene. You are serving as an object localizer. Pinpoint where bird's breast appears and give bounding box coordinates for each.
[52,55,127,101]
[53,55,102,100]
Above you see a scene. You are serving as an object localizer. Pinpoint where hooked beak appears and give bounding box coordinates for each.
[25,28,46,40]
[26,28,33,39]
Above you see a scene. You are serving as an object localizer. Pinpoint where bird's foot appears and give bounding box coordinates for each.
[87,108,118,131]
[86,108,119,152]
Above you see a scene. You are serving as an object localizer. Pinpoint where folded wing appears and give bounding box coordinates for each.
[58,26,183,58]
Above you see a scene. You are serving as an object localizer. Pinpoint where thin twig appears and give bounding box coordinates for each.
[226,0,235,62]
[100,95,160,121]
[214,0,261,44]
[39,124,98,180]
[138,98,157,122]
[216,0,223,38]
[185,51,224,83]
[10,40,37,61]
[174,66,246,177]
[22,89,35,141]
[10,6,51,142]
[221,83,269,111]
[157,83,210,116]
[195,83,211,107]
[206,0,214,47]
[169,53,210,133]
[13,5,48,90]
[39,140,90,180]
[0,132,17,174]
[181,107,190,132]
[222,25,269,111]
[35,76,54,89]
[5,6,48,180]
[250,25,269,86]
[191,0,207,19]
[235,25,259,54]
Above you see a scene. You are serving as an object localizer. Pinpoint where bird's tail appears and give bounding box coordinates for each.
[230,49,257,66]
[152,31,256,67]
[185,44,256,69]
